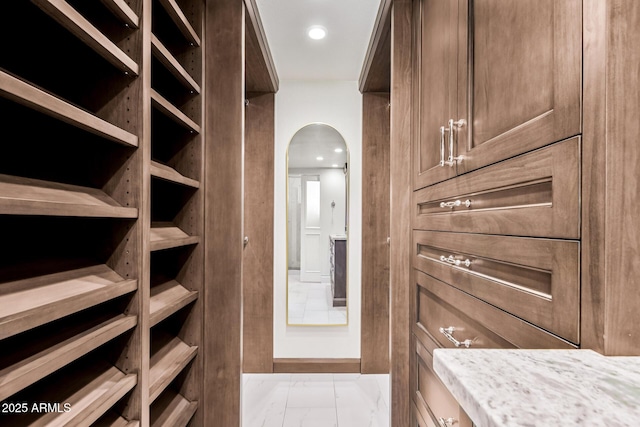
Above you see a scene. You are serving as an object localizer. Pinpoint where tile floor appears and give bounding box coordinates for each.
[242,374,390,427]
[287,271,347,325]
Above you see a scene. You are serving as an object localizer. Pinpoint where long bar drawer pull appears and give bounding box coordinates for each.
[439,326,474,348]
[439,199,471,209]
[438,417,458,427]
[440,255,471,267]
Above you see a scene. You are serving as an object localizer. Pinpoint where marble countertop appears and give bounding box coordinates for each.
[433,349,640,427]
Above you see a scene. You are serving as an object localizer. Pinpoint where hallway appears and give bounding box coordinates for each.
[242,374,390,427]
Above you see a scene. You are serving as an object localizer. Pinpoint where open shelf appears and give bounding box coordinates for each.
[0,70,138,147]
[150,280,198,327]
[0,265,137,340]
[94,410,140,427]
[1,359,137,426]
[151,34,200,94]
[151,89,200,134]
[149,332,197,403]
[151,160,200,189]
[31,0,138,76]
[0,313,136,401]
[156,0,200,47]
[150,223,200,252]
[100,0,139,29]
[0,173,138,218]
[151,389,197,427]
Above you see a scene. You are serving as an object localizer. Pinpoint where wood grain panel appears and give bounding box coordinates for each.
[413,230,580,344]
[243,92,274,373]
[244,0,278,93]
[412,0,458,190]
[603,0,640,355]
[413,137,581,239]
[203,0,244,425]
[581,0,607,354]
[359,0,391,93]
[413,338,472,427]
[390,1,413,425]
[273,358,361,374]
[414,270,576,350]
[456,0,582,174]
[361,92,390,374]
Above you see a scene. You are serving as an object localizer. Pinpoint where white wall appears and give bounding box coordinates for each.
[274,80,362,358]
[290,167,346,279]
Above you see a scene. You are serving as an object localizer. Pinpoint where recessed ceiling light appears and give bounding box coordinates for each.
[316,156,324,161]
[334,148,343,153]
[332,164,339,167]
[308,26,327,40]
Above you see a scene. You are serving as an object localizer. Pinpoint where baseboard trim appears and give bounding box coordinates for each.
[273,358,361,373]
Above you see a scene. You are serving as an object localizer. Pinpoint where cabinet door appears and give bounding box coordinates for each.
[455,0,582,174]
[413,0,459,190]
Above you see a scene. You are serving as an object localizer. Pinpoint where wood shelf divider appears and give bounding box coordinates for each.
[151,89,201,134]
[150,280,198,327]
[150,223,200,252]
[94,410,141,427]
[0,173,138,218]
[150,390,198,427]
[100,0,140,29]
[157,0,201,47]
[31,0,139,76]
[0,265,138,340]
[0,314,137,401]
[0,360,137,426]
[0,70,139,147]
[150,161,200,189]
[151,34,200,94]
[149,334,198,403]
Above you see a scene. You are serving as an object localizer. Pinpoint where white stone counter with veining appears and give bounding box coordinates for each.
[433,349,640,427]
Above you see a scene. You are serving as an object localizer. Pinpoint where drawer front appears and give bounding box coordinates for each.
[413,137,580,239]
[413,230,580,344]
[413,270,576,350]
[412,336,472,427]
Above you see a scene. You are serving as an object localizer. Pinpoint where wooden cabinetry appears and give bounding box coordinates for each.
[149,0,204,424]
[413,0,582,190]
[329,236,347,307]
[0,1,146,425]
[0,0,210,425]
[410,1,583,425]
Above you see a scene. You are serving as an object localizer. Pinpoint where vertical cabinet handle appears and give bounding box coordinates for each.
[444,119,466,167]
[439,326,474,348]
[439,126,446,167]
[438,417,458,427]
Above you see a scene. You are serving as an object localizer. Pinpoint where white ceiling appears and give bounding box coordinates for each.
[255,0,382,80]
[288,124,348,169]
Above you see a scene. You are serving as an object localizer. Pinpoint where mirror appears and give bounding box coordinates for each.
[287,123,348,326]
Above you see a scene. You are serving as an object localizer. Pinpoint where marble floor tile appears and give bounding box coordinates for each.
[243,373,390,427]
[282,408,338,427]
[287,375,336,408]
[243,375,291,427]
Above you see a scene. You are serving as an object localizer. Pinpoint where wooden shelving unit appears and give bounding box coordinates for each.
[0,70,138,147]
[1,359,137,426]
[0,313,136,402]
[0,0,146,424]
[150,161,200,188]
[150,389,197,427]
[149,332,198,402]
[149,0,204,424]
[31,0,139,75]
[0,0,255,423]
[150,280,198,327]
